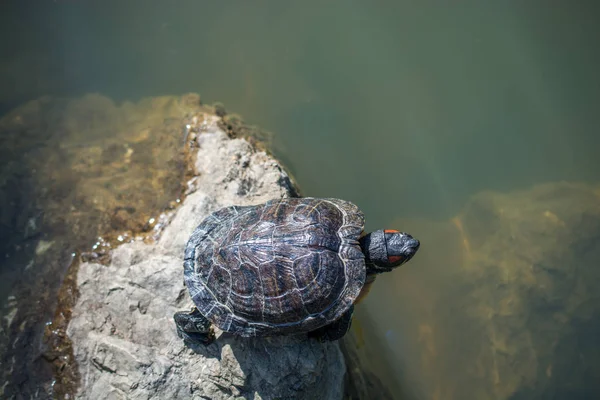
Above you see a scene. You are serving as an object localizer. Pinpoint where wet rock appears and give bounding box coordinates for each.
[217,112,274,150]
[67,118,346,400]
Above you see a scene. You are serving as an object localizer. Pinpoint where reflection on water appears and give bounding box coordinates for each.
[1,1,600,398]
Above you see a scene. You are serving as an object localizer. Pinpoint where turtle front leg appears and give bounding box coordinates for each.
[173,307,215,346]
[308,305,354,342]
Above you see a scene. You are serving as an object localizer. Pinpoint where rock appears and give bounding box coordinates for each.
[67,117,346,400]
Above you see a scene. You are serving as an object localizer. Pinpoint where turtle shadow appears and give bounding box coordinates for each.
[184,332,342,399]
[184,331,311,361]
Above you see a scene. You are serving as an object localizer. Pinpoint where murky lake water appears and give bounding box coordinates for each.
[1,1,599,398]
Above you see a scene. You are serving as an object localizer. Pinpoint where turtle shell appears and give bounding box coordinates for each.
[183,197,366,337]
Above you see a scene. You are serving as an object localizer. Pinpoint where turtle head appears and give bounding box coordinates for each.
[359,230,420,275]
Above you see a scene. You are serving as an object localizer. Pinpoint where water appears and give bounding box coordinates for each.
[1,1,600,398]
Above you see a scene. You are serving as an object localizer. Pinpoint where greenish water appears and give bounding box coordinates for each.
[2,1,600,398]
[4,1,599,222]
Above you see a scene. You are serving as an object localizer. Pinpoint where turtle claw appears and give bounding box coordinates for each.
[174,308,215,346]
[176,325,215,346]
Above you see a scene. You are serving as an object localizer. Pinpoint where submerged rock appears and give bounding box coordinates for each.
[67,118,345,399]
[386,182,600,399]
[453,182,600,399]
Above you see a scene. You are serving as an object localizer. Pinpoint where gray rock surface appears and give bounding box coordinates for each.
[67,116,345,400]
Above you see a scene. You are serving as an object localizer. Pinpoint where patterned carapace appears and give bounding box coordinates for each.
[183,197,366,337]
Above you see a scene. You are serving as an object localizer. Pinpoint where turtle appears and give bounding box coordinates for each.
[173,197,420,344]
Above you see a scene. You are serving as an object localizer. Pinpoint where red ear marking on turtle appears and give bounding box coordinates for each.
[388,255,404,264]
[384,229,399,234]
